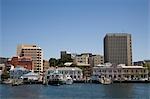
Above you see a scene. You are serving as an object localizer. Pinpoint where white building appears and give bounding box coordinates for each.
[45,67,83,81]
[93,63,149,81]
[17,44,43,73]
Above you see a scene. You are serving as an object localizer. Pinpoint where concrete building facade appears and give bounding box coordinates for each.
[93,63,149,81]
[74,53,104,66]
[74,53,93,65]
[17,44,43,73]
[92,55,104,66]
[104,33,132,66]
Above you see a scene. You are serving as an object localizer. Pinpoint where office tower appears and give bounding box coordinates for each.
[104,33,132,66]
[17,44,43,73]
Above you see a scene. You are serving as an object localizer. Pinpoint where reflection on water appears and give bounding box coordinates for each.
[1,85,41,99]
[0,83,149,99]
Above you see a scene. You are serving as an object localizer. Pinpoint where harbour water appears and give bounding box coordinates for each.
[0,83,149,99]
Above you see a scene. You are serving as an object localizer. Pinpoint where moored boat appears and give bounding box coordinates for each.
[100,77,112,85]
[64,75,73,85]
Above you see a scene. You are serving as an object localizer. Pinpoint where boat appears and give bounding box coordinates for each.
[100,77,112,85]
[64,75,73,85]
[47,72,64,85]
[12,79,23,86]
[2,79,12,84]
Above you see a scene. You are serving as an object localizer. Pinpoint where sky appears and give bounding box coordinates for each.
[1,0,150,61]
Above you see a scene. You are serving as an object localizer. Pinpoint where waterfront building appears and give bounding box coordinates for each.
[93,63,149,81]
[73,53,103,78]
[104,33,132,66]
[17,44,43,73]
[73,53,93,78]
[45,67,83,81]
[64,62,91,79]
[0,64,5,82]
[43,60,50,72]
[8,56,33,70]
[10,66,30,79]
[76,63,91,79]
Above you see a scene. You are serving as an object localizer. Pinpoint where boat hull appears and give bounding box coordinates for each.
[48,80,64,85]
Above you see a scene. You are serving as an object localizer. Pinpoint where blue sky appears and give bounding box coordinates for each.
[1,0,149,61]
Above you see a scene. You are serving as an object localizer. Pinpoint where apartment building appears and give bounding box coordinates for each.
[92,55,104,66]
[17,44,43,73]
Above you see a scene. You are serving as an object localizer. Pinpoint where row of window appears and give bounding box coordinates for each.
[48,70,81,75]
[95,69,146,73]
[22,49,41,51]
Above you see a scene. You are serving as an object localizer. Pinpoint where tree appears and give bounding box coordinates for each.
[49,58,57,67]
[61,55,73,64]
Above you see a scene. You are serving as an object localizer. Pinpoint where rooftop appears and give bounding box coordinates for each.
[48,67,82,71]
[106,33,131,36]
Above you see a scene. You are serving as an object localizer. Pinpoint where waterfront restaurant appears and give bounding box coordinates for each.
[92,63,149,81]
[45,67,83,81]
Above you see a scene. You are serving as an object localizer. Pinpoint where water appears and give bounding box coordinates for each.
[0,83,150,99]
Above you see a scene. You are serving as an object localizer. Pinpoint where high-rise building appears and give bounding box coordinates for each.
[104,33,132,66]
[17,44,43,73]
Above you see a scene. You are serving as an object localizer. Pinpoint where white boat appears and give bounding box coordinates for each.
[100,77,112,85]
[64,75,73,85]
[3,79,13,84]
[12,79,23,86]
[47,72,64,85]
